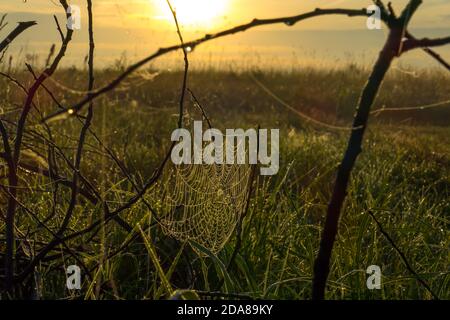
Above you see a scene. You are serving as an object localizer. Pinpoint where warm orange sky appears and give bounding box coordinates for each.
[2,0,450,31]
[1,1,449,69]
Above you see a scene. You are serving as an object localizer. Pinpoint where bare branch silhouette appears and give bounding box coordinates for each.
[404,31,450,71]
[312,0,450,300]
[0,21,37,53]
[368,211,439,299]
[402,36,450,52]
[0,14,8,32]
[2,0,71,294]
[42,8,377,122]
[42,5,449,124]
[1,0,448,299]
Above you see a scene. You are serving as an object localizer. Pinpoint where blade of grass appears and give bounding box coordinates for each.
[154,241,186,298]
[137,224,172,297]
[189,240,235,293]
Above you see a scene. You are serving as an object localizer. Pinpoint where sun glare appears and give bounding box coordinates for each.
[154,0,228,28]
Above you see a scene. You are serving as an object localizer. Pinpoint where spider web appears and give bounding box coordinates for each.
[148,136,254,253]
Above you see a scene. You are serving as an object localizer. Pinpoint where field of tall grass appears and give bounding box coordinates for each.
[0,63,449,299]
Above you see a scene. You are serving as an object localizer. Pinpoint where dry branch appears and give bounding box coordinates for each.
[42,6,449,124]
[0,21,36,52]
[1,0,449,299]
[42,8,374,122]
[2,0,71,294]
[402,36,450,53]
[312,0,448,300]
[368,211,439,299]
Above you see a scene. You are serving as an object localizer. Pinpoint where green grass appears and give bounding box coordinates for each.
[0,65,449,299]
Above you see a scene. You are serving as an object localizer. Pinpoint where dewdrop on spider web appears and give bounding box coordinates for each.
[147,122,254,254]
[183,45,194,54]
[148,161,252,253]
[284,20,294,26]
[44,108,75,124]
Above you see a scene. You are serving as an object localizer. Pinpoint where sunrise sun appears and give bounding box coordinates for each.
[154,0,228,27]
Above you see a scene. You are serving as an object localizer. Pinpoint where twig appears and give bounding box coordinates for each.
[58,0,94,236]
[0,21,37,53]
[15,0,190,282]
[312,0,426,300]
[188,89,212,129]
[368,211,439,299]
[405,32,450,71]
[44,4,447,123]
[0,186,93,282]
[0,14,8,32]
[0,19,37,295]
[53,15,64,42]
[166,0,189,129]
[402,36,450,53]
[43,7,377,122]
[3,0,72,294]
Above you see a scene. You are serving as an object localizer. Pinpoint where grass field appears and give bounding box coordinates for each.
[0,64,449,299]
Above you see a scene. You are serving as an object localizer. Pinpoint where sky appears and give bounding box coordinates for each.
[0,0,449,68]
[2,0,450,30]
